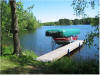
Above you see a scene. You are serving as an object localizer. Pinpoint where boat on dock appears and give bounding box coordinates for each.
[46,29,80,44]
[36,29,83,62]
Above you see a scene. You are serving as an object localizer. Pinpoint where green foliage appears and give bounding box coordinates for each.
[72,0,95,16]
[0,46,99,74]
[22,50,38,59]
[0,55,19,71]
[72,19,80,25]
[1,44,37,58]
[70,20,73,25]
[0,46,39,73]
[58,19,70,25]
[43,57,99,74]
[0,0,99,73]
[71,0,99,48]
[16,1,40,31]
[1,1,11,33]
[91,16,99,26]
[2,45,13,55]
[0,51,99,74]
[1,1,40,34]
[85,25,99,48]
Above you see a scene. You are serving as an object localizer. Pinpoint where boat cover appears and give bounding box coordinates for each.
[46,29,80,37]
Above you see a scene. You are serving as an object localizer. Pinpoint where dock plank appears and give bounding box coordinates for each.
[36,40,84,62]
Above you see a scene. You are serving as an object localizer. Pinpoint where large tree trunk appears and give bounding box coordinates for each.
[9,0,21,55]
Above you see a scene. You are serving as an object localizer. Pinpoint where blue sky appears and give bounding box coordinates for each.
[21,0,99,23]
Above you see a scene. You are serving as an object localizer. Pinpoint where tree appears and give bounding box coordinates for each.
[72,0,99,47]
[9,0,21,55]
[72,0,95,16]
[1,1,11,34]
[91,16,99,26]
[58,19,70,25]
[72,19,80,25]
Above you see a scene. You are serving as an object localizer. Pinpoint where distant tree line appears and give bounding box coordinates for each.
[41,16,99,26]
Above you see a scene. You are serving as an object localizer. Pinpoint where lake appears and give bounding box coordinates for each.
[20,25,99,61]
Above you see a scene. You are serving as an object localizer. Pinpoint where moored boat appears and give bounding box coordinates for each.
[46,29,80,44]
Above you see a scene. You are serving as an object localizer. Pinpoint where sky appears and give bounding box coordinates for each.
[20,0,99,23]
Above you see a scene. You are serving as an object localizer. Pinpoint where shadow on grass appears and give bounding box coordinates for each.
[1,55,99,74]
[42,57,99,74]
[0,66,44,74]
[0,54,47,74]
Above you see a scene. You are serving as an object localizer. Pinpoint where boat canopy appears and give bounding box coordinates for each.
[46,29,80,37]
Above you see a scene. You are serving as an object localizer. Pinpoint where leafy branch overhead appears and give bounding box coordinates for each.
[72,0,95,16]
[72,0,99,48]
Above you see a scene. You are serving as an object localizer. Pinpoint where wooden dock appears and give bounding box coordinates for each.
[36,40,84,62]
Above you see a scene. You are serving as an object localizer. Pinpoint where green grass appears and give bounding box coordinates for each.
[0,46,99,74]
[22,50,37,59]
[0,56,19,71]
[0,46,39,73]
[43,57,99,74]
[2,45,13,55]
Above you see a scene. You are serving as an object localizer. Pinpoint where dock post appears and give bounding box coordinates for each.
[68,49,70,56]
[79,43,80,48]
[79,43,81,52]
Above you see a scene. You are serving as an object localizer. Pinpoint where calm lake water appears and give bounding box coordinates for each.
[20,25,99,61]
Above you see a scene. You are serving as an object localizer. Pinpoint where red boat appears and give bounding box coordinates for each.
[53,36,78,44]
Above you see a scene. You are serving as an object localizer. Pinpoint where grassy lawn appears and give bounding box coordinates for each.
[0,46,99,74]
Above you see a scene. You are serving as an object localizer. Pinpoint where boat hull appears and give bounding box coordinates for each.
[53,36,78,44]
